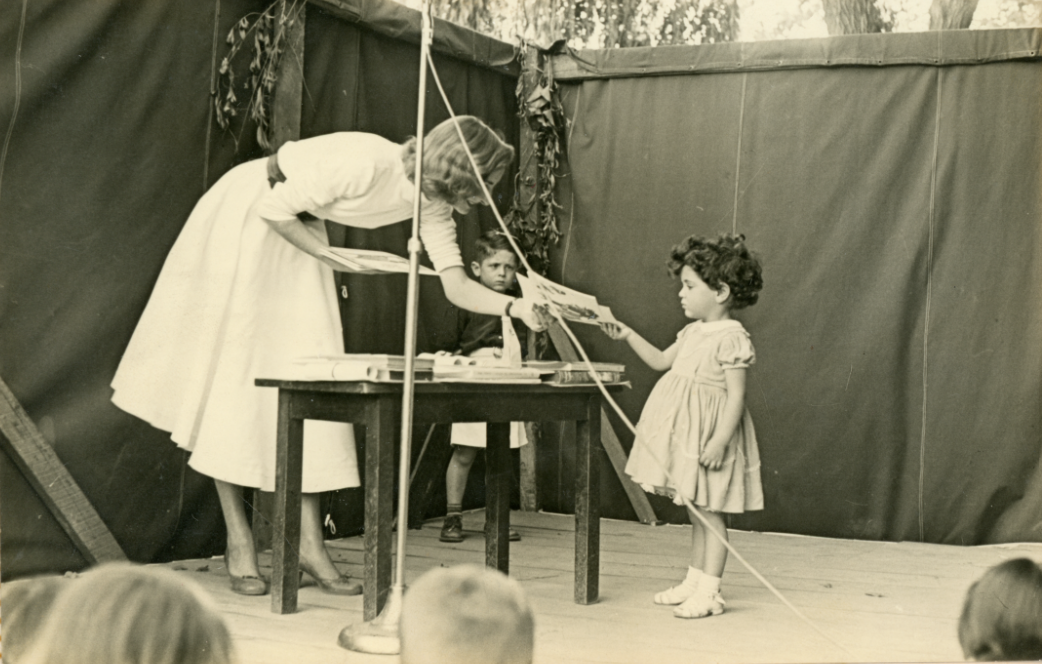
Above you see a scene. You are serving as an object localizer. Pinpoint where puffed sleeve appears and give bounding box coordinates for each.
[253,136,378,223]
[418,201,464,272]
[715,330,756,369]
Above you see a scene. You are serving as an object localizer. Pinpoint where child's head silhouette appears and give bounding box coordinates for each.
[401,564,535,664]
[959,557,1042,661]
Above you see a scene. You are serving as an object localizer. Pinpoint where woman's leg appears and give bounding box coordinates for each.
[215,479,261,577]
[299,492,340,579]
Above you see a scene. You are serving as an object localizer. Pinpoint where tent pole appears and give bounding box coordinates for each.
[337,1,432,655]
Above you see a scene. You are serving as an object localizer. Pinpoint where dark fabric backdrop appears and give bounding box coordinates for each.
[0,0,519,579]
[548,30,1042,545]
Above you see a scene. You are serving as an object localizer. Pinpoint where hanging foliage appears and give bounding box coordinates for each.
[214,0,301,152]
[503,44,566,277]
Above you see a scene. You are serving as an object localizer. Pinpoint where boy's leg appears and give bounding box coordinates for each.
[441,445,478,543]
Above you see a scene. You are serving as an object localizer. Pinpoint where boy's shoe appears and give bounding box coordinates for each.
[439,514,464,543]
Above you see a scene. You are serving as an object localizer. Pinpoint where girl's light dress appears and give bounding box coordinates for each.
[111,133,463,493]
[625,319,763,513]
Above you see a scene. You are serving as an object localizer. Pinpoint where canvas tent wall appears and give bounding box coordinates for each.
[539,29,1042,545]
[0,0,520,579]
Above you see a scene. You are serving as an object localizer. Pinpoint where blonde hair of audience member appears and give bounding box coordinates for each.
[400,564,535,664]
[19,562,236,664]
[1,575,67,662]
[958,557,1042,661]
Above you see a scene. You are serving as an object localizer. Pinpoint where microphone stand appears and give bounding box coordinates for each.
[338,1,432,654]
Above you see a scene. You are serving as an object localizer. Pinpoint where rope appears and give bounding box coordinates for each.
[425,49,856,659]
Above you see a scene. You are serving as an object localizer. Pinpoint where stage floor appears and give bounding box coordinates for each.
[28,511,1042,663]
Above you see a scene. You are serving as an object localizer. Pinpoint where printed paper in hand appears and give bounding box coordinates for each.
[318,247,438,275]
[516,273,616,325]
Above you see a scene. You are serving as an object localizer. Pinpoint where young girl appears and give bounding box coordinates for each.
[602,233,764,619]
[958,557,1042,661]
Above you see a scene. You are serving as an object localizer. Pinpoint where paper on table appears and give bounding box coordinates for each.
[516,273,616,325]
[318,247,438,276]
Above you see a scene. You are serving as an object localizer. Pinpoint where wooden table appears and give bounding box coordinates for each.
[254,378,621,619]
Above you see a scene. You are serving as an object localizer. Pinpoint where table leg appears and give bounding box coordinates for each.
[485,421,511,574]
[574,396,601,604]
[272,391,303,614]
[363,396,395,621]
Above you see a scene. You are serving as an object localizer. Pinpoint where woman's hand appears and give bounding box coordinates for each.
[600,321,632,341]
[512,298,551,332]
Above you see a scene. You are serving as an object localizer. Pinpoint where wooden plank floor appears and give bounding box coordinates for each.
[14,510,1042,664]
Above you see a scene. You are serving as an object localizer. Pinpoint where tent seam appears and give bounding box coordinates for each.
[0,0,29,206]
[919,66,942,543]
[560,85,582,280]
[203,0,221,192]
[731,73,748,235]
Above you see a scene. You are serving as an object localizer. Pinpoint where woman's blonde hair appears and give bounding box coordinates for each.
[20,563,236,664]
[402,116,515,206]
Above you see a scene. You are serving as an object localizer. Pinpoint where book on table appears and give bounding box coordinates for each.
[416,353,545,383]
[285,354,434,382]
[524,360,627,385]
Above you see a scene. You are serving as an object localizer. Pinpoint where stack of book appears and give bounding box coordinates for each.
[286,354,434,382]
[524,361,627,385]
[417,354,545,384]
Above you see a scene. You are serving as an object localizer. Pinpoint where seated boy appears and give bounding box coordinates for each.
[400,564,535,664]
[439,230,528,543]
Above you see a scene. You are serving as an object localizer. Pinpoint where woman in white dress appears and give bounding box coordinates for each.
[111,116,545,596]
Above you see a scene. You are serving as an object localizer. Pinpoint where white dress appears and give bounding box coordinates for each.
[111,133,464,492]
[624,320,763,513]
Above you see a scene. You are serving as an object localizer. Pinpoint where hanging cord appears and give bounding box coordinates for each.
[425,51,856,659]
[0,0,29,206]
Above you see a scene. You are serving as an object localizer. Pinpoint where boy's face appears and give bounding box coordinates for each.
[471,249,518,293]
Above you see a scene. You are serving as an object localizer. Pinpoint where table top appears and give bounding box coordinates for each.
[255,378,628,395]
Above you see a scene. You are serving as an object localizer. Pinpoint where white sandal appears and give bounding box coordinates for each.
[653,583,698,605]
[673,591,725,619]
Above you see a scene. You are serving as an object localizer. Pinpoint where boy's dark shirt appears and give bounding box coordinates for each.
[444,288,528,357]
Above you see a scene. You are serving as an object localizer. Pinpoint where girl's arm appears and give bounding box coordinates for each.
[699,368,746,470]
[601,322,678,372]
[438,267,548,332]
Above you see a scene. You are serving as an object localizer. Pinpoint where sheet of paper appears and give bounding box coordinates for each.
[516,273,616,325]
[318,247,438,276]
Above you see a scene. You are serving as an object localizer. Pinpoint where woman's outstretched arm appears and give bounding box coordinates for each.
[438,266,548,331]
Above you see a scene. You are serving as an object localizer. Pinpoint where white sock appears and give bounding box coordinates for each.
[698,574,722,595]
[681,567,703,590]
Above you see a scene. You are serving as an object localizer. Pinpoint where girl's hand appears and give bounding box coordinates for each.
[512,298,550,332]
[600,321,632,341]
[699,441,728,471]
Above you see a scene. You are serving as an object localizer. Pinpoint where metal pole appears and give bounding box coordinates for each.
[338,2,432,654]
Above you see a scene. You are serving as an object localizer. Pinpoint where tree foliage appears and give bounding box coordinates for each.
[422,0,741,47]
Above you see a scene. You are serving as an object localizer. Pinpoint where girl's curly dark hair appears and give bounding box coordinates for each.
[667,233,763,310]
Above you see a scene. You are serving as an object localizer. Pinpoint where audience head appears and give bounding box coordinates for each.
[958,557,1042,661]
[1,575,67,662]
[19,562,236,664]
[400,564,535,664]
